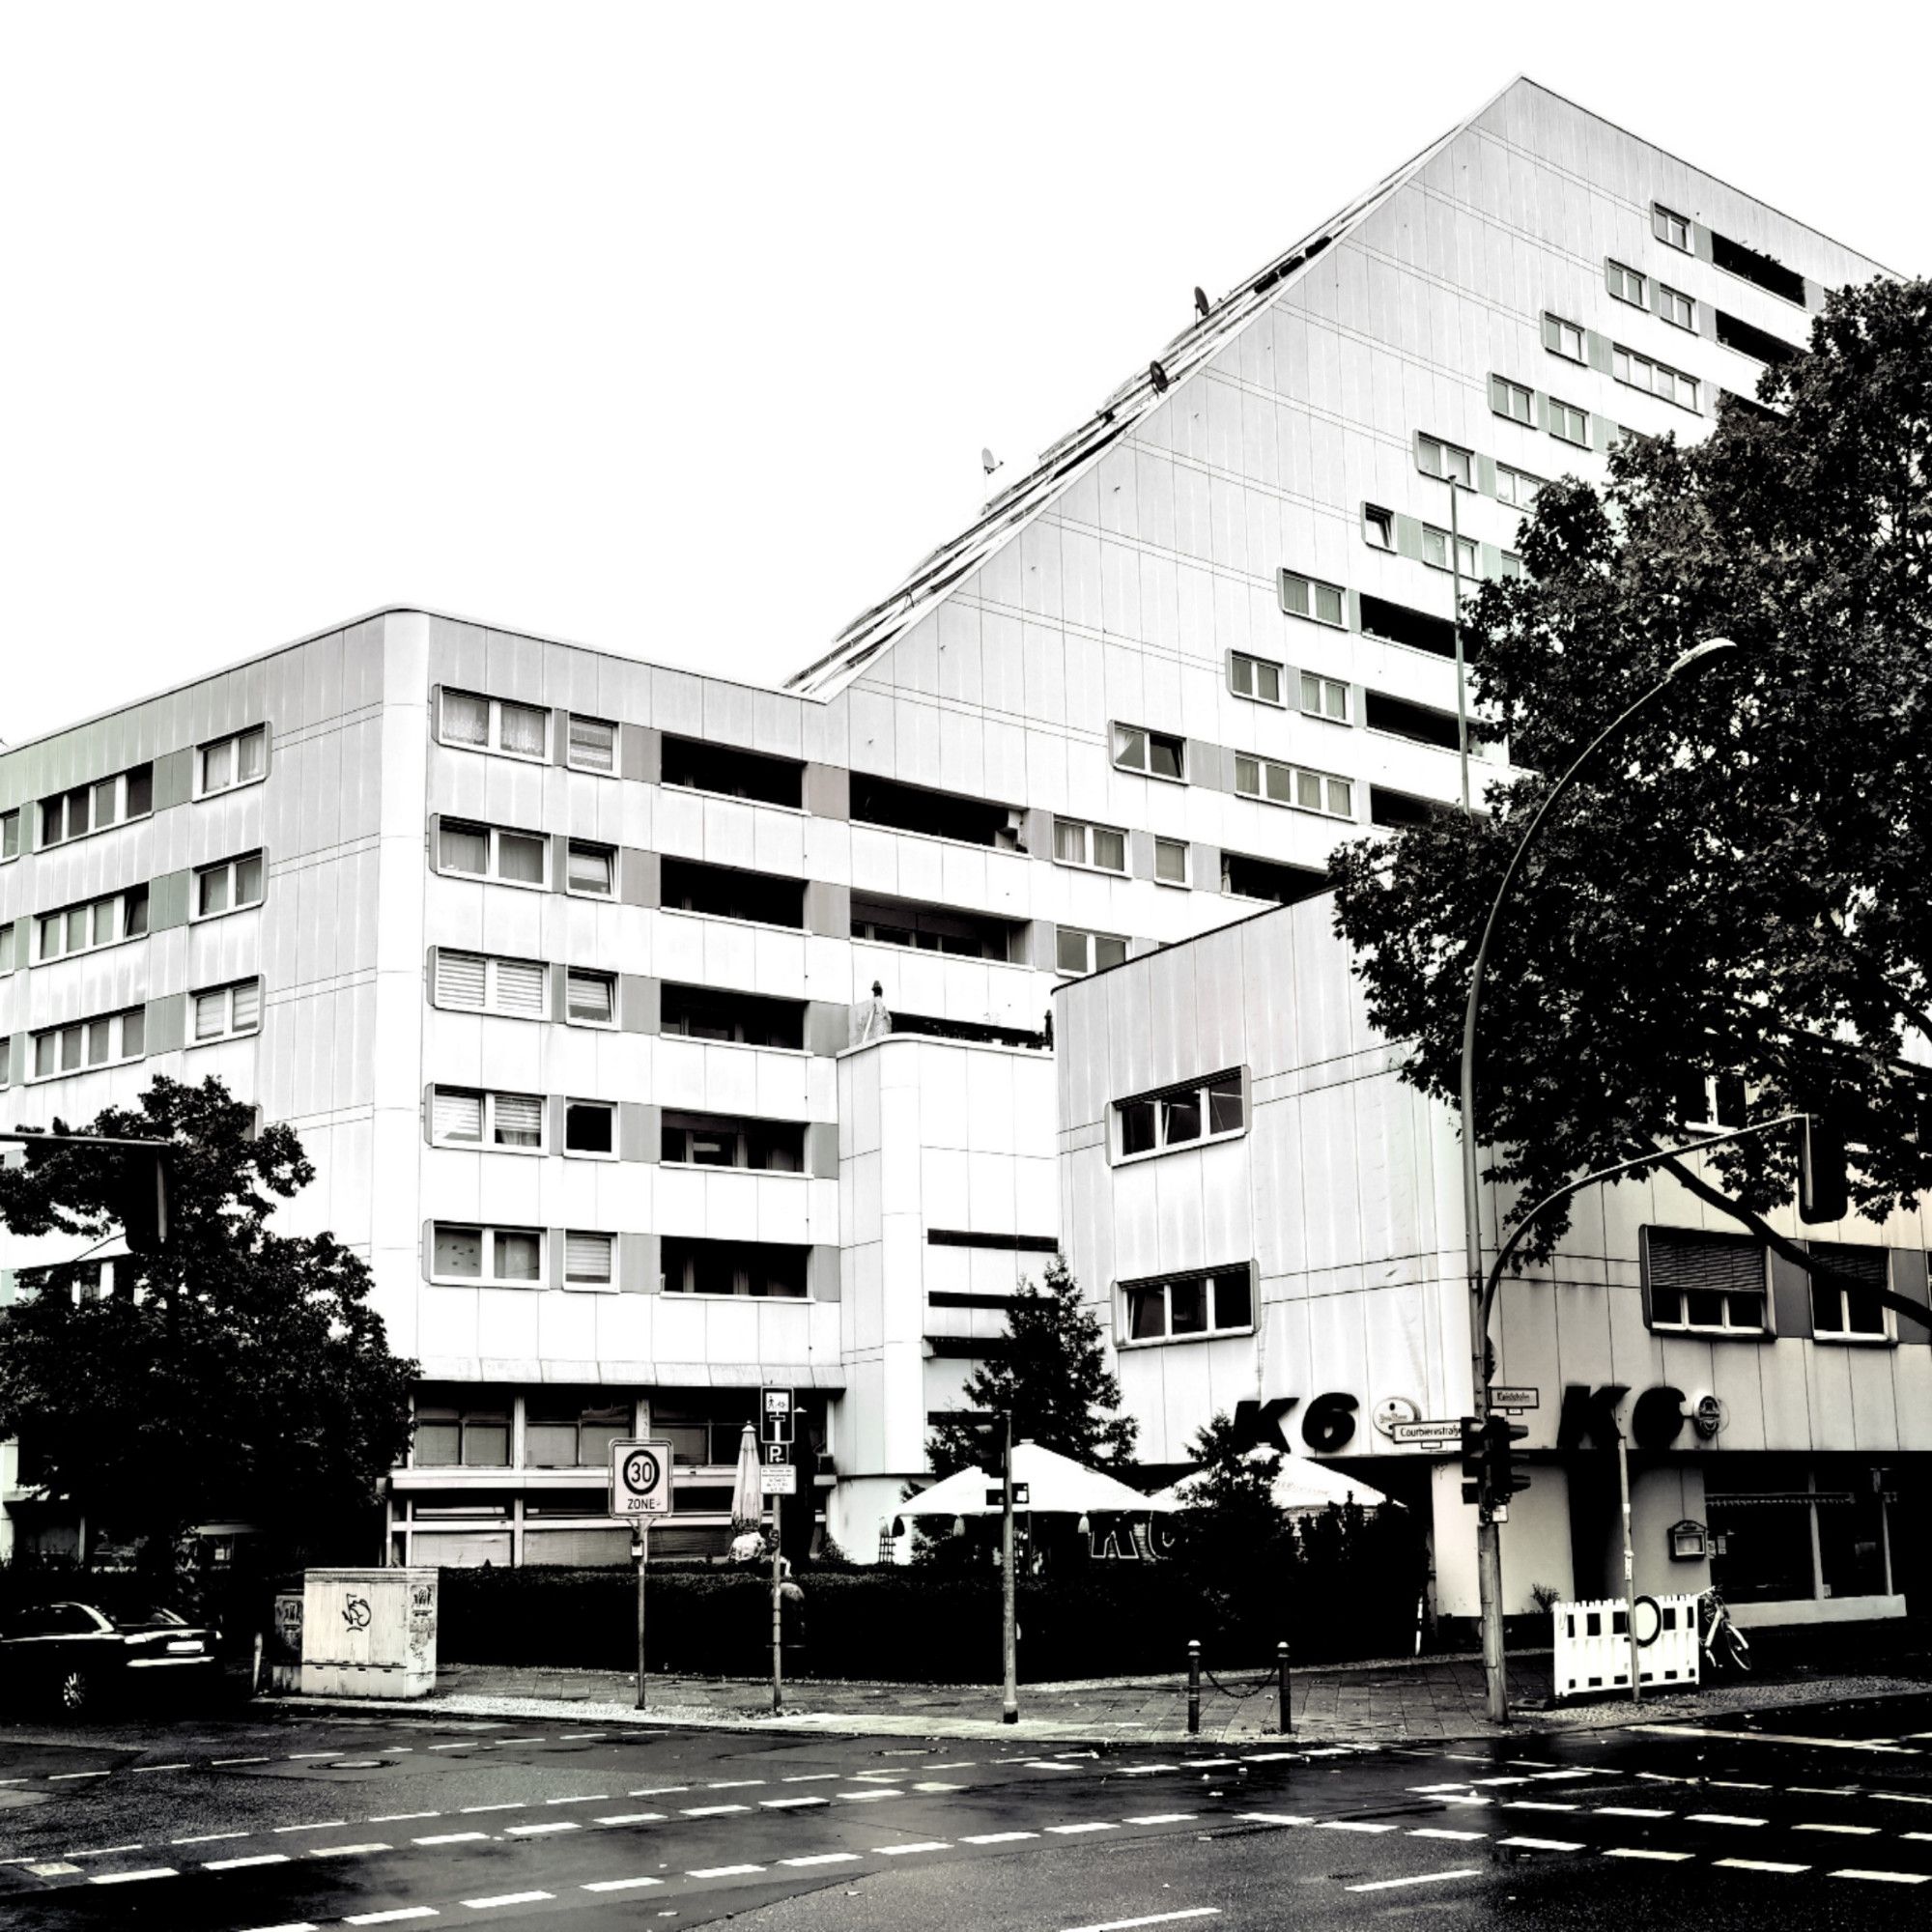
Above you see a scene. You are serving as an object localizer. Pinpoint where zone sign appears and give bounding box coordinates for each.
[610,1438,674,1517]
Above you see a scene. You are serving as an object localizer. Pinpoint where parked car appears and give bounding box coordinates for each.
[0,1601,220,1716]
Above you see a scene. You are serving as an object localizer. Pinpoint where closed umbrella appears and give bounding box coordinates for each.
[729,1422,763,1538]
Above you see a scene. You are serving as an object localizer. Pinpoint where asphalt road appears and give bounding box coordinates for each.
[7,1692,1932,1930]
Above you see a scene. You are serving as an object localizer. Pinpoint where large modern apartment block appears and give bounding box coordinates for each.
[0,78,1892,1570]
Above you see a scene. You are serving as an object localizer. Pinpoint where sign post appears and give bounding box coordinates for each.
[609,1439,672,1711]
[762,1387,794,1718]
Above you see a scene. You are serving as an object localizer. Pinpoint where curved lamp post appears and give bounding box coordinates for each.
[1461,637,1735,1725]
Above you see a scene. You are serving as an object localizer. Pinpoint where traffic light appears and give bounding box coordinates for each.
[1799,1115,1848,1225]
[1459,1415,1485,1508]
[18,1134,169,1252]
[1484,1414,1532,1507]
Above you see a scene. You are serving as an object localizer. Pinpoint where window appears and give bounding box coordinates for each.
[1416,436,1473,487]
[661,1236,808,1298]
[660,982,804,1049]
[31,1008,145,1080]
[38,884,149,960]
[40,763,154,847]
[1229,651,1284,704]
[1543,312,1585,363]
[566,967,616,1025]
[199,726,267,795]
[1153,838,1188,886]
[413,1394,512,1467]
[1122,1266,1255,1342]
[431,1086,544,1150]
[1659,284,1695,331]
[1112,724,1185,781]
[566,840,615,896]
[192,978,262,1043]
[1646,1227,1768,1334]
[1653,203,1691,252]
[1421,526,1479,576]
[526,1395,630,1468]
[431,1222,542,1286]
[1279,571,1346,627]
[1613,344,1700,412]
[564,1232,615,1290]
[564,1099,616,1155]
[1053,817,1126,873]
[1056,927,1127,976]
[1548,398,1589,446]
[1606,260,1647,307]
[1495,464,1543,509]
[438,819,548,886]
[1808,1244,1889,1341]
[1363,504,1395,551]
[0,810,17,861]
[0,924,11,974]
[1235,753,1352,820]
[566,714,617,773]
[1300,673,1348,722]
[1116,1069,1245,1161]
[1499,551,1524,582]
[440,689,549,760]
[662,1112,803,1172]
[1490,375,1533,424]
[1711,230,1806,306]
[193,851,265,919]
[1716,310,1800,366]
[433,950,548,1018]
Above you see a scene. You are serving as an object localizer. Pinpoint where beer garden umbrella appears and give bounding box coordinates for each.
[729,1422,764,1533]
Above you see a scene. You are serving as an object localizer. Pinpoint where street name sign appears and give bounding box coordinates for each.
[1489,1387,1540,1411]
[610,1439,674,1518]
[1389,1419,1463,1447]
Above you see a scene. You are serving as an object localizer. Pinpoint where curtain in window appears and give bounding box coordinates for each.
[231,980,261,1031]
[497,833,546,884]
[498,703,548,756]
[567,972,613,1023]
[439,823,490,874]
[194,990,228,1040]
[442,692,489,745]
[569,717,615,770]
[493,1094,543,1147]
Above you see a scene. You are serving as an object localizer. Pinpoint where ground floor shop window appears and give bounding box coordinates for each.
[1706,1454,1893,1604]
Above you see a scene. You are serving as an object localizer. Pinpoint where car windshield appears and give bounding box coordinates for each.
[112,1607,189,1631]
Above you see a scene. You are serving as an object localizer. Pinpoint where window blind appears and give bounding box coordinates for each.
[436,951,487,1008]
[565,1232,613,1283]
[493,1093,542,1146]
[232,979,261,1030]
[567,971,613,1023]
[495,959,546,1015]
[434,1089,483,1141]
[1648,1229,1766,1296]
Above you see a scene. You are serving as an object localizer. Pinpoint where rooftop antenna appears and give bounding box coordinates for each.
[1193,286,1210,319]
[1149,360,1170,394]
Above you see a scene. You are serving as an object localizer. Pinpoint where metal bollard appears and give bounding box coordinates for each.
[1187,1638,1201,1735]
[1278,1640,1292,1736]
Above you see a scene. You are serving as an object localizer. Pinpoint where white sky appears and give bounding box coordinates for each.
[1,2,1922,746]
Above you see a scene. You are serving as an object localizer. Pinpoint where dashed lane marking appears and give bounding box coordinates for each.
[593,1812,666,1826]
[213,1755,272,1766]
[544,1794,608,1806]
[48,1773,108,1781]
[65,1845,145,1858]
[310,1843,393,1858]
[1631,1725,1917,1755]
[1605,1849,1693,1862]
[913,1781,964,1793]
[962,1832,1039,1844]
[1057,1911,1220,1932]
[87,1868,177,1886]
[1122,1814,1197,1826]
[1688,1814,1769,1827]
[274,1821,349,1833]
[1796,1823,1881,1834]
[930,1761,978,1770]
[1346,1869,1482,1892]
[1047,1822,1120,1834]
[1714,1860,1809,1874]
[1410,1829,1487,1841]
[1496,1837,1583,1852]
[414,1834,489,1847]
[208,1854,292,1871]
[838,1790,902,1802]
[1118,1765,1181,1776]
[704,1779,765,1789]
[462,1894,554,1911]
[1505,1802,1578,1812]
[371,1812,442,1824]
[1595,1807,1673,1819]
[503,1822,580,1837]
[781,1774,838,1782]
[130,1763,190,1774]
[460,1804,526,1815]
[346,1913,440,1926]
[1831,1869,1932,1885]
[1318,1821,1398,1834]
[876,1841,952,1855]
[582,1876,663,1891]
[689,1863,765,1878]
[760,1797,827,1808]
[1236,1813,1317,1827]
[782,1853,863,1867]
[681,1804,751,1817]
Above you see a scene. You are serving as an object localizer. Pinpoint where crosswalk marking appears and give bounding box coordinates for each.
[1595,1806,1672,1819]
[1830,1869,1931,1885]
[1715,1859,1809,1874]
[1410,1828,1486,1841]
[1497,1836,1582,1852]
[1605,1849,1692,1862]
[1688,1813,1768,1827]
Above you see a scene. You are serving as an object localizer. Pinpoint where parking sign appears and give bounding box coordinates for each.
[610,1438,674,1518]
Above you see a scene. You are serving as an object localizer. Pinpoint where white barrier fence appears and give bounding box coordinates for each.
[1552,1594,1701,1700]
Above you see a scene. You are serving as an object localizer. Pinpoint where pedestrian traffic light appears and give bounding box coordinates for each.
[1459,1416,1485,1508]
[1799,1114,1848,1225]
[1484,1414,1532,1502]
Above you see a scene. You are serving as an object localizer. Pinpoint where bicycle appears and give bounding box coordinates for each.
[1696,1588,1750,1678]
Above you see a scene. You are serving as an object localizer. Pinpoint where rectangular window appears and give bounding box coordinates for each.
[564,1232,615,1289]
[1499,551,1524,581]
[1613,344,1700,412]
[566,968,616,1025]
[1808,1243,1889,1341]
[1653,204,1691,252]
[1544,312,1586,363]
[1122,1266,1255,1343]
[1056,926,1127,977]
[1112,724,1185,781]
[1646,1227,1769,1334]
[1362,504,1395,551]
[440,689,550,760]
[1490,375,1533,424]
[1115,1069,1245,1162]
[430,1088,545,1150]
[1278,570,1346,627]
[1420,526,1480,576]
[566,840,615,896]
[432,1222,543,1286]
[661,1236,808,1299]
[1229,651,1284,705]
[192,978,263,1043]
[1153,837,1188,886]
[412,1393,511,1467]
[199,725,268,795]
[1235,753,1352,820]
[438,820,548,887]
[39,764,154,847]
[433,950,548,1018]
[1495,464,1543,509]
[1606,259,1647,306]
[1300,673,1348,722]
[1658,284,1695,331]
[564,1099,616,1156]
[1548,399,1589,446]
[37,885,149,960]
[1,810,18,861]
[1416,436,1473,486]
[30,1008,145,1080]
[194,851,266,919]
[566,714,617,773]
[1052,817,1126,874]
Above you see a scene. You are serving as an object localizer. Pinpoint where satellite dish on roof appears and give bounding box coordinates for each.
[981,446,1000,476]
[1149,360,1170,394]
[1194,286,1210,319]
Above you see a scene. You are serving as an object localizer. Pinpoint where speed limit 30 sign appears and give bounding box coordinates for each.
[610,1438,674,1518]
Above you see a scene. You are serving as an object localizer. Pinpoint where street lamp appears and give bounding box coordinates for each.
[1459,636,1735,1725]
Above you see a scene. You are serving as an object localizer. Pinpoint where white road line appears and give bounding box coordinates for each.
[1026,1761,1082,1772]
[1123,1814,1197,1825]
[174,1831,248,1845]
[782,1852,863,1867]
[287,1751,343,1761]
[415,1833,489,1847]
[1497,1837,1583,1852]
[1831,1869,1931,1885]
[1605,1849,1693,1862]
[913,1781,965,1793]
[274,1820,349,1833]
[1057,1911,1220,1932]
[504,1822,580,1836]
[1119,1765,1180,1776]
[582,1875,665,1890]
[49,1772,108,1781]
[1243,1753,1299,1764]
[1710,1780,1772,1792]
[1689,1814,1769,1827]
[237,1922,321,1931]
[460,1804,526,1815]
[877,1841,951,1855]
[462,1894,554,1911]
[1506,1802,1578,1812]
[1595,1806,1672,1819]
[1632,1725,1917,1754]
[838,1790,901,1802]
[208,1854,292,1871]
[1319,1821,1398,1833]
[558,1732,608,1741]
[543,1794,608,1805]
[1236,1812,1316,1826]
[930,1761,978,1770]
[761,1797,827,1808]
[1714,1859,1809,1874]
[496,1738,548,1746]
[689,1862,765,1878]
[310,1843,393,1858]
[1347,1869,1481,1893]
[594,1811,667,1825]
[1185,1759,1239,1769]
[130,1763,190,1774]
[629,1785,691,1797]
[1796,1823,1881,1834]
[428,1744,475,1752]
[66,1845,145,1858]
[88,1868,178,1885]
[1904,1832,1932,1842]
[346,1913,440,1926]
[1048,1822,1120,1834]
[372,1812,442,1824]
[1410,1829,1487,1841]
[705,1779,765,1789]
[962,1832,1039,1844]
[682,1804,751,1816]
[213,1755,273,1765]
[781,1773,839,1782]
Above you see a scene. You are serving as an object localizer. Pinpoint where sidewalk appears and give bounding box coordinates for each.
[273,1642,1932,1747]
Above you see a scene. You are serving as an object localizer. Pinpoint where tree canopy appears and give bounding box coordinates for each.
[0,1076,416,1564]
[925,1255,1137,1478]
[1330,274,1932,1264]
